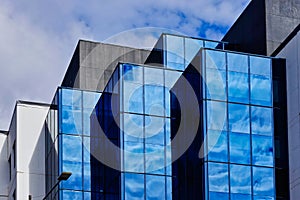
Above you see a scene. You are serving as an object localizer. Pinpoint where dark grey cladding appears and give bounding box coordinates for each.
[61,40,151,92]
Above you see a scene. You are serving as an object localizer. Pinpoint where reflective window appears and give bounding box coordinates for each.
[123,114,143,142]
[253,167,274,197]
[145,144,165,175]
[61,190,83,199]
[166,35,184,70]
[165,70,182,117]
[205,50,226,70]
[61,89,82,107]
[124,173,145,200]
[207,101,227,131]
[208,163,229,193]
[227,53,248,73]
[228,71,249,103]
[206,68,227,101]
[205,41,220,49]
[230,165,251,195]
[252,135,273,167]
[145,116,165,146]
[229,132,250,164]
[123,82,143,114]
[209,192,229,200]
[207,130,228,162]
[250,74,272,106]
[144,85,164,116]
[61,106,82,134]
[61,135,82,190]
[144,67,164,86]
[124,142,144,173]
[122,64,143,83]
[231,193,251,200]
[250,56,271,76]
[146,175,165,199]
[185,38,203,66]
[251,107,272,136]
[228,104,250,134]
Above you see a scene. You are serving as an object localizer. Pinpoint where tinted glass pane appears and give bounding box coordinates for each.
[228,71,249,103]
[230,165,251,194]
[185,38,203,66]
[205,50,226,70]
[145,116,164,145]
[205,41,220,49]
[123,114,143,142]
[124,173,145,200]
[144,85,164,116]
[83,91,101,109]
[231,193,251,200]
[165,70,182,117]
[251,107,272,136]
[250,74,272,106]
[250,56,271,76]
[228,104,250,134]
[207,130,228,162]
[206,68,227,101]
[209,192,229,200]
[144,67,164,85]
[253,167,274,197]
[83,137,91,191]
[166,35,184,70]
[146,175,165,200]
[207,101,227,131]
[61,89,82,107]
[124,142,144,173]
[229,132,250,164]
[208,163,229,192]
[62,190,82,199]
[145,144,165,174]
[61,106,82,134]
[252,135,273,167]
[123,82,143,114]
[61,135,82,190]
[122,64,143,83]
[227,53,248,73]
[253,196,274,200]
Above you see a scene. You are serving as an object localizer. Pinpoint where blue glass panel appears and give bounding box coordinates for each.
[227,53,248,73]
[144,67,164,85]
[250,74,272,106]
[123,82,143,114]
[145,116,164,145]
[122,64,143,83]
[124,142,144,173]
[252,135,273,167]
[231,193,251,200]
[123,114,143,142]
[184,38,204,66]
[146,175,165,200]
[84,192,91,200]
[228,104,250,134]
[230,165,251,194]
[205,50,226,70]
[251,107,272,136]
[228,71,249,103]
[208,163,229,192]
[165,119,172,176]
[145,143,165,174]
[166,177,172,200]
[61,135,82,190]
[207,101,227,131]
[207,130,228,162]
[124,173,145,200]
[253,196,274,200]
[83,108,93,136]
[229,132,250,164]
[61,105,82,134]
[209,192,229,200]
[206,68,227,101]
[82,91,101,109]
[61,190,82,199]
[250,56,271,76]
[83,137,91,191]
[61,88,82,107]
[166,35,184,70]
[205,41,220,49]
[144,85,164,116]
[253,167,274,197]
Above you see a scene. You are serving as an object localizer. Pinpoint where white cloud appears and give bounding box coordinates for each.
[0,0,250,130]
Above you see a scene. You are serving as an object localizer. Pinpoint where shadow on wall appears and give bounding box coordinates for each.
[0,135,9,198]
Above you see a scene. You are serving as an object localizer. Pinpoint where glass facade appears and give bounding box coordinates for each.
[45,34,276,200]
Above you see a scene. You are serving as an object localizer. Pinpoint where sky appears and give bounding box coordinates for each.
[0,0,250,130]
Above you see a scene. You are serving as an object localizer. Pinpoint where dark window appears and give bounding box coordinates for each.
[12,142,16,169]
[8,156,11,180]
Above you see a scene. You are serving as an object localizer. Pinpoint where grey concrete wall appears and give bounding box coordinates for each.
[266,0,300,55]
[62,40,150,92]
[278,30,300,200]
